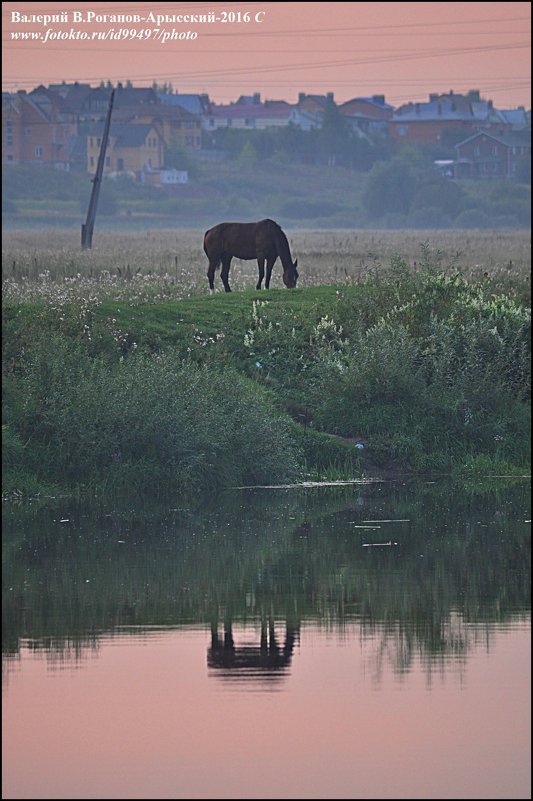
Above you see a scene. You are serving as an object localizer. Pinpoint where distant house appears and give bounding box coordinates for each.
[339,95,393,138]
[389,91,511,145]
[157,92,211,116]
[499,107,531,131]
[141,166,188,187]
[86,123,164,176]
[113,104,202,150]
[204,99,299,130]
[47,83,158,123]
[292,92,337,128]
[2,89,76,168]
[454,129,532,180]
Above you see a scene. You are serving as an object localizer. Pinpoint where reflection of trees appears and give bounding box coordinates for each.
[2,480,530,678]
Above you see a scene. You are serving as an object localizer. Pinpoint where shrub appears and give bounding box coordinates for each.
[13,335,303,493]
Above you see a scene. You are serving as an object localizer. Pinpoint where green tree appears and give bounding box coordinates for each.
[411,175,465,217]
[317,101,353,166]
[362,157,419,218]
[237,140,259,168]
[164,136,195,174]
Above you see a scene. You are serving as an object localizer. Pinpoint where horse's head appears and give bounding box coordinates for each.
[283,259,298,289]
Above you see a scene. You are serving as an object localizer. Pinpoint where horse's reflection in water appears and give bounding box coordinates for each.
[208,618,300,684]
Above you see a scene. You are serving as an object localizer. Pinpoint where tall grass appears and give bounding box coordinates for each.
[2,229,531,303]
[236,266,531,471]
[6,334,302,495]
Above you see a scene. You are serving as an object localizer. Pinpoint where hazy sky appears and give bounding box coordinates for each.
[2,1,531,107]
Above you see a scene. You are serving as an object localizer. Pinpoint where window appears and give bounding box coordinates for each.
[185,136,194,146]
[474,146,480,157]
[7,154,13,162]
[185,120,193,129]
[492,146,499,156]
[105,156,110,167]
[35,146,43,157]
[90,156,95,167]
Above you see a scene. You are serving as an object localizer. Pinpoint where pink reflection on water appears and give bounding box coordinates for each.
[2,620,531,800]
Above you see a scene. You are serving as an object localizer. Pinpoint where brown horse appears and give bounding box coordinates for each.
[203,218,299,292]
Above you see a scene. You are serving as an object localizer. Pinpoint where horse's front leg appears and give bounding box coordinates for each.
[256,257,265,290]
[265,257,277,289]
[221,257,232,292]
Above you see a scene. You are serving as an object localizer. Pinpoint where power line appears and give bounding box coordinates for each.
[3,41,529,87]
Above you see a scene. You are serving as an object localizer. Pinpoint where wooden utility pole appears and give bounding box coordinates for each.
[81,88,115,250]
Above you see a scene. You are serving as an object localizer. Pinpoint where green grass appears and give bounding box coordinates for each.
[3,260,531,499]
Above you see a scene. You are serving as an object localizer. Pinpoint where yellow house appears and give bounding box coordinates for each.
[112,105,202,151]
[87,123,164,175]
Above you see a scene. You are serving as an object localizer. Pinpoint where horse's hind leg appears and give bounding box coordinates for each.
[207,258,220,293]
[220,257,232,292]
[256,257,265,290]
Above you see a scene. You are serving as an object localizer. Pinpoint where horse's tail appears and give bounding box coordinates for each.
[203,227,214,257]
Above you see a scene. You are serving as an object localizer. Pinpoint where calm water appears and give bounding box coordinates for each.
[2,479,531,800]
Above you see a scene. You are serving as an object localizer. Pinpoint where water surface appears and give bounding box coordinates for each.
[3,479,531,799]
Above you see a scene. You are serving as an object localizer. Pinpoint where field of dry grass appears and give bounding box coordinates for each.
[2,228,530,303]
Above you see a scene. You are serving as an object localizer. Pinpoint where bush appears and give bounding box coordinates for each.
[362,157,418,218]
[12,336,303,493]
[305,271,531,468]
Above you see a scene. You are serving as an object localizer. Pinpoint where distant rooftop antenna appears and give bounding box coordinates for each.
[81,88,115,250]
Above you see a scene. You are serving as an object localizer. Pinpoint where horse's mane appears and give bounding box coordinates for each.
[264,219,293,268]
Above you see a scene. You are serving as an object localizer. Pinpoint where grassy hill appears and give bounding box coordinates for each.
[3,265,530,500]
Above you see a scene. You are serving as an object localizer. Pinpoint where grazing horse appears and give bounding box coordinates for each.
[203,218,299,292]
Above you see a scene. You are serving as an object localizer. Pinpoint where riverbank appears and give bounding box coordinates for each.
[3,261,530,499]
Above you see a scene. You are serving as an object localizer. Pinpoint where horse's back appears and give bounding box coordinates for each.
[204,220,278,261]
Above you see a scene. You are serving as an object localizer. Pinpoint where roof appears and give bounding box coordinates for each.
[298,94,333,108]
[88,123,159,147]
[340,96,394,110]
[392,99,503,123]
[499,108,531,128]
[207,100,293,119]
[393,102,467,122]
[112,104,200,123]
[157,93,210,115]
[455,128,532,149]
